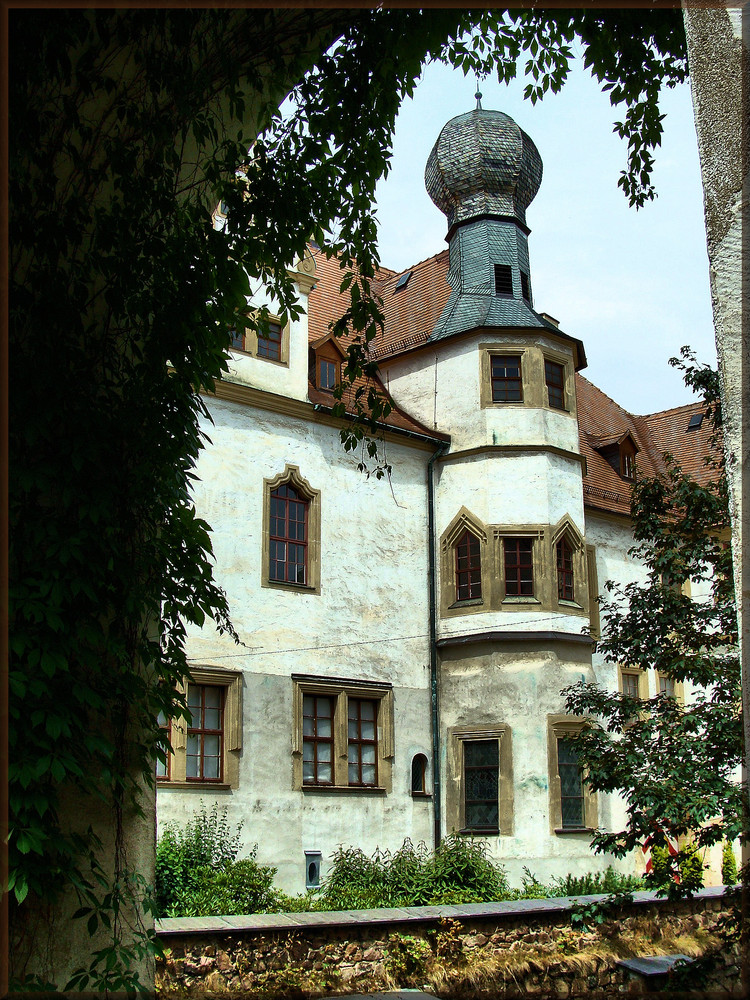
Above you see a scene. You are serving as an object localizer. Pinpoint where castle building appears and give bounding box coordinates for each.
[156,104,715,892]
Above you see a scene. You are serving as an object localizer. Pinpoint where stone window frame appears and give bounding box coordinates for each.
[441,515,589,618]
[541,345,576,416]
[619,665,649,701]
[440,508,491,616]
[655,670,685,706]
[586,544,601,640]
[550,516,588,615]
[479,342,576,416]
[262,465,321,595]
[496,525,545,608]
[291,674,394,793]
[231,310,291,367]
[446,726,513,837]
[161,666,243,790]
[547,715,597,834]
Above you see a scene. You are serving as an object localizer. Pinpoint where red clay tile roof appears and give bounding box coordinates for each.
[305,248,447,443]
[577,375,719,516]
[306,246,717,510]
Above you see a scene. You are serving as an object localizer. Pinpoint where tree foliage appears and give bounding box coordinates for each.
[9,6,689,983]
[564,354,741,888]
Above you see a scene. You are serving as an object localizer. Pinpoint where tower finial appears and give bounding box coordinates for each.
[474,78,483,110]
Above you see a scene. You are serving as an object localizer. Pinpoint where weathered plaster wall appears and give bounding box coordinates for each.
[384,333,580,454]
[157,397,436,893]
[438,639,604,883]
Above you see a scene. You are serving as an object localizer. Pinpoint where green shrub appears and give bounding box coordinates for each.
[155,803,243,915]
[722,841,738,886]
[176,857,281,917]
[678,842,705,893]
[316,836,509,910]
[550,865,644,898]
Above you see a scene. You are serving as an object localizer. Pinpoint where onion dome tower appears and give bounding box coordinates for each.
[425,98,557,341]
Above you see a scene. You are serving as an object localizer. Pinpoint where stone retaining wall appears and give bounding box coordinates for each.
[156,888,742,998]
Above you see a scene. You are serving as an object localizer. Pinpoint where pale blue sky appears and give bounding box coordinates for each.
[373,58,715,416]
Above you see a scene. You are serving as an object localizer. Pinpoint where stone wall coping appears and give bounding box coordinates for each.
[155,885,728,937]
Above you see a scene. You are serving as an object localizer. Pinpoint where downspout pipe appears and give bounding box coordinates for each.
[428,440,448,850]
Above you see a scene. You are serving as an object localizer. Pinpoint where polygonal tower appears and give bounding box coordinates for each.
[382,102,601,866]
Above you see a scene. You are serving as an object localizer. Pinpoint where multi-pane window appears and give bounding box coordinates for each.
[319,359,336,390]
[257,320,282,361]
[545,360,565,410]
[622,450,636,480]
[504,538,534,596]
[302,694,334,785]
[621,671,641,700]
[270,484,308,584]
[186,684,224,781]
[659,675,676,699]
[229,327,245,351]
[557,738,584,828]
[348,698,378,787]
[491,355,523,402]
[464,740,499,831]
[557,739,584,830]
[556,538,574,601]
[455,530,482,601]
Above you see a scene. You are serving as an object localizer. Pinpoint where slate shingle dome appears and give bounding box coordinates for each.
[425,109,543,230]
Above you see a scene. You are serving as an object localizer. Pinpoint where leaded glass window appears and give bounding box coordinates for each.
[455,530,481,601]
[464,739,499,831]
[558,738,584,828]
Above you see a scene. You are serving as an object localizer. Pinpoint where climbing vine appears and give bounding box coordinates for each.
[9,7,688,987]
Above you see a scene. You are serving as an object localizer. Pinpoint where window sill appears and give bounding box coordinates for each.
[158,781,233,791]
[301,785,387,795]
[502,596,541,605]
[267,579,318,594]
[449,598,483,609]
[554,827,594,835]
[459,827,499,836]
[302,784,387,794]
[558,600,584,611]
[411,791,432,799]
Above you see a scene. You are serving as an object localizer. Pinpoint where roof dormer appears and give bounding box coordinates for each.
[589,430,640,481]
[309,333,346,392]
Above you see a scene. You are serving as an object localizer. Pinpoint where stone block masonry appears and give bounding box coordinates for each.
[155,887,743,998]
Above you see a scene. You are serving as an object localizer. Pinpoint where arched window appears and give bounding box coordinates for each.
[455,529,482,601]
[411,753,428,795]
[270,484,308,584]
[556,538,574,601]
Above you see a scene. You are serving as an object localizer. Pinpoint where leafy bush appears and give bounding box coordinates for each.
[176,857,281,917]
[722,841,738,886]
[678,842,705,893]
[155,803,243,915]
[549,865,644,898]
[315,836,509,910]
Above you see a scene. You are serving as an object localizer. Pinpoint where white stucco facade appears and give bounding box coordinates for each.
[157,103,720,894]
